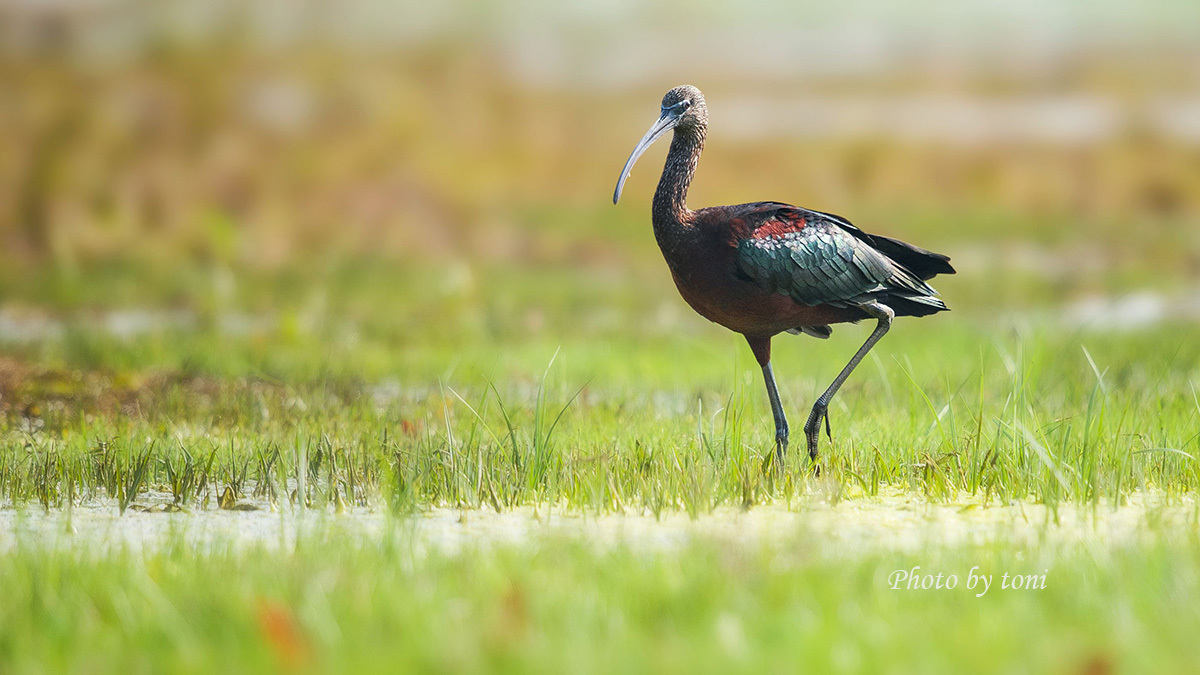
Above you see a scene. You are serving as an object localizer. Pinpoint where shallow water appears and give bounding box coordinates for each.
[4,490,1195,557]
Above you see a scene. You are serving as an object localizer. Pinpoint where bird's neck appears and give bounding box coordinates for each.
[653,125,705,231]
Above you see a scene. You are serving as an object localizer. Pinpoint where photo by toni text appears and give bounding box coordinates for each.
[888,566,1049,597]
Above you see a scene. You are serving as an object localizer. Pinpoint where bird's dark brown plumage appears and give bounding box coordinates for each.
[613,84,954,466]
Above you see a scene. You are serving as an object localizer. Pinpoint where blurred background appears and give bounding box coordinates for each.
[2,0,1200,384]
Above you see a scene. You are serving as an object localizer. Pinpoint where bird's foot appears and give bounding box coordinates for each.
[804,402,828,467]
[804,432,823,478]
[809,459,823,478]
[760,434,789,476]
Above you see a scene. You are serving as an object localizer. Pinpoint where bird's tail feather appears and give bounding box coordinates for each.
[870,235,956,281]
[879,293,948,317]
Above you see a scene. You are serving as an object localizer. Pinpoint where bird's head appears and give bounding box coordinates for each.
[659,85,708,130]
[613,85,707,204]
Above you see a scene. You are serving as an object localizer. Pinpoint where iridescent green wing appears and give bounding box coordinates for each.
[733,205,929,307]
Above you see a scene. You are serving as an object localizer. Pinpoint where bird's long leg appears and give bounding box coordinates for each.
[804,302,894,461]
[761,361,789,464]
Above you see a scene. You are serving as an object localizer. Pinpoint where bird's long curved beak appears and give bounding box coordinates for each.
[613,110,680,204]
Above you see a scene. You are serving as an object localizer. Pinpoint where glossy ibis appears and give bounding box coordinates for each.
[613,85,954,466]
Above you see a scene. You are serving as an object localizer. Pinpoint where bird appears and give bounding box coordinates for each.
[613,85,955,467]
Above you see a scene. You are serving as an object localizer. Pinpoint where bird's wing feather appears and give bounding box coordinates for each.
[731,203,938,308]
[773,204,956,280]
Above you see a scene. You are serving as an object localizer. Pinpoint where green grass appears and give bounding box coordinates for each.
[2,259,1199,513]
[3,326,1199,512]
[3,527,1200,673]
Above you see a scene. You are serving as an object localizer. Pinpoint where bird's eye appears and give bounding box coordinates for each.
[680,100,692,109]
